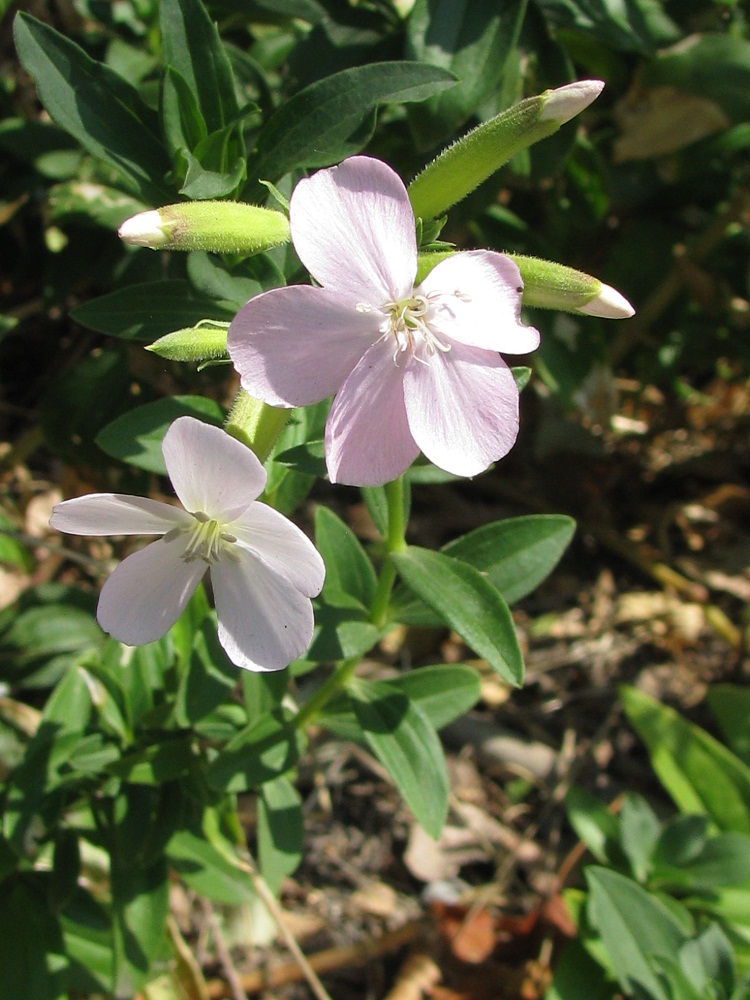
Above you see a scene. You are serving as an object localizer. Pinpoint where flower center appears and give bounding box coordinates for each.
[358,288,470,366]
[165,511,239,564]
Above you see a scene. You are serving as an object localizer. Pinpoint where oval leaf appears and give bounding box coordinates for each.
[392,547,524,686]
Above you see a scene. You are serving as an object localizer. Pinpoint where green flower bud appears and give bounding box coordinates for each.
[408,80,604,221]
[416,251,634,318]
[119,201,290,255]
[146,321,229,362]
[509,255,634,318]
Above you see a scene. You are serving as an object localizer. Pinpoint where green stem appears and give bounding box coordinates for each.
[293,656,359,731]
[369,477,408,628]
[292,477,410,731]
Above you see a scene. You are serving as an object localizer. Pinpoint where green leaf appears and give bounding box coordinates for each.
[708,684,750,766]
[206,712,303,793]
[110,857,169,999]
[13,13,171,204]
[160,0,239,135]
[47,182,147,230]
[71,280,236,341]
[645,34,750,124]
[161,66,208,158]
[167,829,255,905]
[0,876,68,1000]
[174,619,238,727]
[655,832,750,893]
[95,395,225,473]
[258,776,303,895]
[405,0,527,147]
[315,506,377,607]
[302,589,382,664]
[392,515,575,626]
[321,663,481,741]
[586,867,690,1000]
[622,686,750,833]
[565,786,623,866]
[245,61,456,193]
[619,793,661,883]
[349,678,449,838]
[392,546,524,686]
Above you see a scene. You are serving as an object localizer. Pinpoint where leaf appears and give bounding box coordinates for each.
[71,280,236,341]
[391,515,575,626]
[349,678,449,838]
[258,776,303,895]
[621,686,750,834]
[320,663,481,741]
[302,589,381,664]
[708,684,750,766]
[95,395,225,473]
[315,506,377,607]
[645,34,750,125]
[0,876,68,1000]
[565,786,623,866]
[405,0,527,147]
[160,0,239,135]
[167,829,255,905]
[586,867,689,1000]
[619,793,661,883]
[13,13,171,204]
[392,547,524,686]
[245,61,455,194]
[206,712,303,793]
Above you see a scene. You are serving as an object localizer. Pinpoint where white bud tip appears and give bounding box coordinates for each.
[540,79,605,124]
[579,283,635,319]
[118,210,167,248]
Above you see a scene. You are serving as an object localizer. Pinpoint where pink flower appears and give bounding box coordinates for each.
[228,155,540,486]
[49,417,325,671]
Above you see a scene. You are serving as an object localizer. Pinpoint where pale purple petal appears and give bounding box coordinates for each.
[162,417,266,521]
[404,341,519,478]
[50,494,188,536]
[232,504,325,598]
[212,551,315,671]
[97,538,205,645]
[325,338,419,486]
[290,156,416,302]
[419,251,540,354]
[228,285,378,407]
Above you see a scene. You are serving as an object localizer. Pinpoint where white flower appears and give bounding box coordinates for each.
[49,417,325,671]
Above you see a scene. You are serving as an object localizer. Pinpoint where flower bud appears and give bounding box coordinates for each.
[408,80,604,221]
[146,322,229,362]
[509,255,634,318]
[119,201,290,255]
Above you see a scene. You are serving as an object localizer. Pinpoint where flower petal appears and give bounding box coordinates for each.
[290,156,416,302]
[419,251,540,354]
[404,340,519,478]
[212,551,315,671]
[232,503,325,598]
[325,338,420,486]
[228,285,377,407]
[50,494,189,536]
[162,417,267,521]
[97,539,205,645]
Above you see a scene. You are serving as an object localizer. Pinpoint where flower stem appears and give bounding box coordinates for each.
[370,477,408,629]
[292,478,409,731]
[293,656,359,731]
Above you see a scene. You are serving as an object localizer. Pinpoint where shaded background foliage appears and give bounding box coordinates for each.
[1,1,750,998]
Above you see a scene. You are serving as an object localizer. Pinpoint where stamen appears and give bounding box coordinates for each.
[171,510,238,564]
